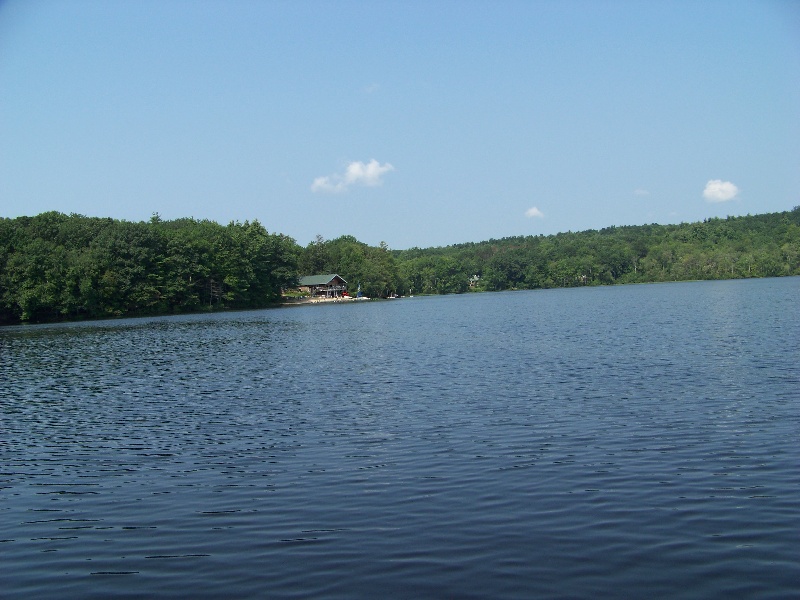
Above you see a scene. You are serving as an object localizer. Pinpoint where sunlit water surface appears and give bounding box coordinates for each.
[2,278,798,598]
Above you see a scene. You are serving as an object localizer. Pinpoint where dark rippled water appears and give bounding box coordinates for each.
[2,278,798,598]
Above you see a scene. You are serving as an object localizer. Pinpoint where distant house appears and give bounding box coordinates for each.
[298,274,348,298]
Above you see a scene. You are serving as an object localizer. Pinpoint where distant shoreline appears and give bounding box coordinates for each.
[281,296,371,306]
[2,209,797,325]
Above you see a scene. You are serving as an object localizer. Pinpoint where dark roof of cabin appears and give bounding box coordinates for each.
[298,274,347,286]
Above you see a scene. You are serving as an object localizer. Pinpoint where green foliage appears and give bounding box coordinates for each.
[386,209,800,295]
[0,213,297,324]
[296,235,400,298]
[1,208,798,324]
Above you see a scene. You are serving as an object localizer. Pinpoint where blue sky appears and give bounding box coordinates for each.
[1,0,799,249]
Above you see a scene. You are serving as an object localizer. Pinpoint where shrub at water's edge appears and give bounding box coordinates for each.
[1,208,798,324]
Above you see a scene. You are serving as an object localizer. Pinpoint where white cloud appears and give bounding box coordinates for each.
[310,176,343,193]
[525,206,544,218]
[311,159,394,194]
[703,179,739,202]
[345,159,394,186]
[634,188,650,196]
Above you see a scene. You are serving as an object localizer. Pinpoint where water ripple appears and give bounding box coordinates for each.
[1,279,798,598]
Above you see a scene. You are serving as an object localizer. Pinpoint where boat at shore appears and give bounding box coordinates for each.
[281,295,369,306]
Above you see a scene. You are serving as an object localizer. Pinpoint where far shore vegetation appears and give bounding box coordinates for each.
[1,207,799,324]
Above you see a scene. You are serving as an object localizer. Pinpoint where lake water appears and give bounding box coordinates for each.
[1,278,798,598]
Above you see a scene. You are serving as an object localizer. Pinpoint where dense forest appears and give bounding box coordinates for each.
[0,213,298,324]
[1,207,799,324]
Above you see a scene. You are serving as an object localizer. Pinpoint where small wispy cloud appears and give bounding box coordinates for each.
[525,206,544,218]
[634,188,650,196]
[703,179,739,202]
[364,82,380,94]
[311,159,395,194]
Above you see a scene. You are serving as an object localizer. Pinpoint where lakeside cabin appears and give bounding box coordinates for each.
[298,274,348,299]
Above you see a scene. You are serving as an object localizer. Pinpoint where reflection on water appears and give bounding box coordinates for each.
[1,278,799,598]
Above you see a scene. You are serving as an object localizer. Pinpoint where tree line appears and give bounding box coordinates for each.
[0,212,297,324]
[1,207,798,324]
[393,208,800,294]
